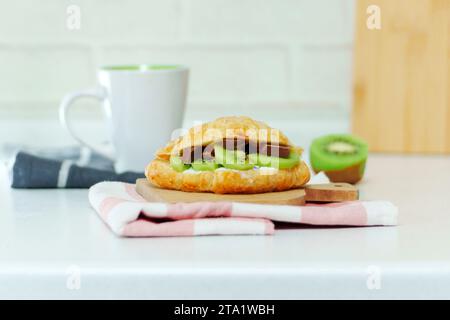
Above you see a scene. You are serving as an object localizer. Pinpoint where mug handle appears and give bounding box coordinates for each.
[59,87,114,160]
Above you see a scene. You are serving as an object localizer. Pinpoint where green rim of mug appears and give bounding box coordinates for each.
[100,64,181,71]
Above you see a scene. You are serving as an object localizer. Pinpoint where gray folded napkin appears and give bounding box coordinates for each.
[5,145,144,188]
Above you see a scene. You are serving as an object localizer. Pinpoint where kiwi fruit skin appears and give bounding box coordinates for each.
[323,162,366,184]
[310,134,368,184]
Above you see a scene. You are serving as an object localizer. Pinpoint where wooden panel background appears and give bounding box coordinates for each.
[352,0,450,153]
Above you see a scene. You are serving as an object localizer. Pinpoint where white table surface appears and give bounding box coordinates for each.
[1,153,450,299]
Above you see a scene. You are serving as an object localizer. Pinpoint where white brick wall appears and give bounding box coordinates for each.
[189,0,354,44]
[293,45,353,105]
[98,45,289,102]
[0,0,355,119]
[0,45,93,102]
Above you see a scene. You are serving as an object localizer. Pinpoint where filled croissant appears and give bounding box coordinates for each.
[145,116,310,194]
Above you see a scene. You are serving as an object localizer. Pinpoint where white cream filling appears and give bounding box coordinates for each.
[182,168,204,175]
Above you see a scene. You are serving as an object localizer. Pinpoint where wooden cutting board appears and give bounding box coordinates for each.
[352,0,450,153]
[135,179,359,205]
[135,179,306,205]
[304,183,359,202]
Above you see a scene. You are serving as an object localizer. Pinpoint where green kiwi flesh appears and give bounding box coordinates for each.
[214,145,254,170]
[170,155,190,172]
[249,151,300,169]
[310,134,368,183]
[170,145,302,172]
[191,160,219,171]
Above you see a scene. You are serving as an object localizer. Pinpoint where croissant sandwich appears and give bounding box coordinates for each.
[145,116,310,194]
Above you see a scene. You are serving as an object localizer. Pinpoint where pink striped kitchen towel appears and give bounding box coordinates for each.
[88,182,398,237]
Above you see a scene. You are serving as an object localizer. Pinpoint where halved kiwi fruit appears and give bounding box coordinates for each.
[310,134,368,184]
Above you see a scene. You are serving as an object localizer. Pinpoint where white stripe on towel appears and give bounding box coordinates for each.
[364,201,399,226]
[194,218,267,235]
[232,202,302,223]
[57,160,73,188]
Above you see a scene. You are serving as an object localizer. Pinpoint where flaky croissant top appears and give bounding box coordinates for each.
[155,116,301,161]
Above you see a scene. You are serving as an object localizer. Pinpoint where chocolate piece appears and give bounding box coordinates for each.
[222,138,246,152]
[259,143,291,158]
[222,138,290,158]
[181,145,215,164]
[181,146,200,163]
[202,143,215,160]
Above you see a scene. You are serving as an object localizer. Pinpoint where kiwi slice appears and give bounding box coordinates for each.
[250,151,300,169]
[192,160,219,171]
[170,155,190,172]
[214,145,254,170]
[214,145,228,165]
[214,145,245,165]
[222,162,255,170]
[310,134,368,184]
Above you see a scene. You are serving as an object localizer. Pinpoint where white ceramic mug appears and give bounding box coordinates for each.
[59,64,189,172]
